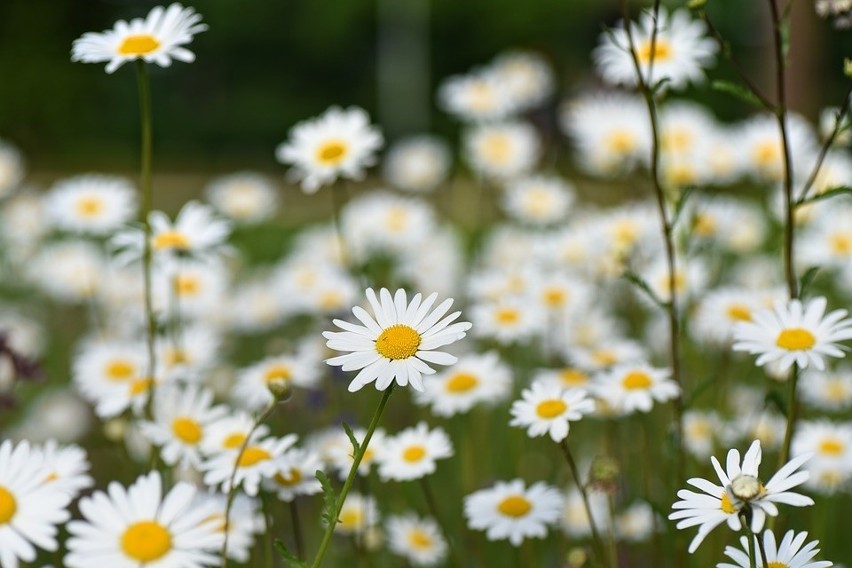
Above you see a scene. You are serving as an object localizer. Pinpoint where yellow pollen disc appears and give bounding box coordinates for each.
[339,508,363,528]
[667,164,697,187]
[726,304,752,322]
[362,448,375,463]
[0,486,17,525]
[606,129,636,154]
[121,520,172,562]
[408,529,433,549]
[238,447,271,468]
[223,433,246,449]
[172,417,202,444]
[753,142,780,168]
[543,288,567,307]
[153,230,190,252]
[106,359,135,381]
[402,445,427,463]
[826,381,848,401]
[819,438,844,456]
[592,350,618,366]
[469,83,496,111]
[830,233,852,255]
[612,221,638,246]
[693,214,717,238]
[663,129,692,153]
[819,469,842,487]
[174,275,200,297]
[316,140,348,165]
[75,196,104,218]
[719,491,737,514]
[622,371,652,390]
[318,290,343,310]
[560,369,588,386]
[483,135,511,163]
[637,38,672,63]
[385,207,408,232]
[274,468,303,487]
[264,364,292,385]
[776,328,816,351]
[536,399,567,418]
[375,324,421,360]
[495,307,520,324]
[44,472,59,482]
[767,563,788,568]
[130,378,154,396]
[166,349,188,367]
[117,34,161,56]
[446,372,478,393]
[497,495,532,518]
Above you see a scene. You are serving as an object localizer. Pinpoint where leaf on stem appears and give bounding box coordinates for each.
[316,469,337,527]
[671,185,696,228]
[796,185,852,207]
[342,422,361,456]
[622,270,667,310]
[799,266,820,297]
[711,80,764,109]
[274,539,308,568]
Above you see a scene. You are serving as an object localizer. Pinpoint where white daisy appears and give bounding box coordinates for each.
[324,427,388,479]
[44,174,137,235]
[594,363,679,414]
[201,435,296,496]
[683,410,722,460]
[719,529,833,568]
[470,297,544,345]
[733,296,852,372]
[615,501,657,543]
[799,367,852,412]
[438,69,515,123]
[234,352,320,411]
[501,175,575,227]
[275,106,383,193]
[65,471,222,568]
[792,420,852,493]
[509,382,595,442]
[263,447,323,502]
[323,288,472,392]
[414,351,512,417]
[71,3,207,73]
[35,440,93,498]
[463,121,540,179]
[193,493,263,563]
[690,288,767,347]
[376,422,453,482]
[200,412,270,456]
[71,339,148,418]
[204,171,279,224]
[0,139,25,199]
[28,240,106,303]
[335,492,380,536]
[385,514,448,567]
[490,50,555,113]
[464,479,564,546]
[383,136,452,193]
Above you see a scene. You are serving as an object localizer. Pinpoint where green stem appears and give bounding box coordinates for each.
[741,514,758,568]
[419,476,461,568]
[290,498,305,561]
[261,492,274,568]
[311,386,395,568]
[559,440,607,567]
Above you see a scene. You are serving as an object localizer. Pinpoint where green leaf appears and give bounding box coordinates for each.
[796,185,852,206]
[799,266,820,297]
[316,469,337,527]
[672,185,696,227]
[274,540,308,568]
[711,80,764,109]
[622,270,667,310]
[779,19,791,63]
[342,422,360,456]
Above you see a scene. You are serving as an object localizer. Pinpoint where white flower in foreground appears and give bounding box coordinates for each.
[386,514,448,567]
[719,529,833,568]
[35,440,94,499]
[733,297,852,372]
[0,440,71,568]
[376,422,453,481]
[464,479,563,546]
[509,382,595,442]
[275,106,383,193]
[202,435,296,496]
[71,3,207,73]
[65,471,222,568]
[669,439,814,553]
[324,288,472,392]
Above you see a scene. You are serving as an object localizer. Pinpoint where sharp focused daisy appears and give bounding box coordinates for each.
[464,479,564,546]
[719,529,833,568]
[733,296,852,372]
[509,382,595,442]
[71,3,207,73]
[65,471,222,568]
[275,106,383,193]
[669,439,814,553]
[385,514,448,567]
[376,422,453,482]
[323,288,472,392]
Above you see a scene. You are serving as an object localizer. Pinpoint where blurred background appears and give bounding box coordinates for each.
[0,0,848,177]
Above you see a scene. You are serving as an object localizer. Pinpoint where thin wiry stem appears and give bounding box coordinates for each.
[560,440,607,566]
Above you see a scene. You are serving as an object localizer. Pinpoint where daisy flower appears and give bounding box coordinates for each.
[0,440,72,568]
[202,435,296,496]
[464,479,564,546]
[669,439,814,553]
[335,492,380,536]
[200,412,270,456]
[275,106,383,193]
[71,3,207,73]
[376,422,453,482]
[683,410,722,460]
[733,296,852,372]
[35,440,94,498]
[719,529,833,568]
[438,70,515,123]
[325,427,388,479]
[594,363,679,414]
[204,171,279,224]
[615,501,657,543]
[799,367,852,412]
[594,8,717,90]
[509,382,595,442]
[263,447,324,502]
[470,296,544,345]
[792,420,852,493]
[323,288,472,392]
[561,488,611,538]
[44,174,137,235]
[0,139,24,199]
[501,175,576,227]
[490,50,555,113]
[383,136,452,193]
[192,493,264,563]
[65,471,222,568]
[385,514,448,567]
[234,353,320,411]
[463,121,540,179]
[414,351,512,417]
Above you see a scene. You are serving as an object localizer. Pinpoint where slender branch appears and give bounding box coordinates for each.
[560,440,607,566]
[290,498,305,561]
[796,85,852,204]
[742,516,758,568]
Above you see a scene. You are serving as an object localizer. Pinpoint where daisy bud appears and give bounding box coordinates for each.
[589,455,620,493]
[267,377,293,403]
[730,474,762,501]
[687,0,708,9]
[566,548,588,567]
[103,418,127,442]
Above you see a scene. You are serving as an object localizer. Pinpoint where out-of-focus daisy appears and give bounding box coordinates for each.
[566,338,647,373]
[72,339,148,418]
[414,351,512,417]
[325,427,387,479]
[204,171,278,224]
[324,288,472,392]
[594,363,679,414]
[0,139,24,199]
[65,471,221,568]
[153,259,228,321]
[234,352,320,411]
[464,479,564,546]
[44,174,137,235]
[71,3,207,73]
[690,288,766,347]
[683,410,722,460]
[688,198,768,253]
[669,439,814,553]
[615,502,657,543]
[725,411,788,453]
[376,422,453,482]
[470,297,544,345]
[792,420,852,494]
[383,136,451,193]
[29,240,106,303]
[200,412,269,456]
[509,382,595,442]
[594,8,717,90]
[490,50,555,112]
[799,367,852,412]
[35,440,93,498]
[561,488,610,538]
[9,388,91,444]
[817,0,852,27]
[531,367,593,392]
[385,514,448,567]
[335,492,380,536]
[276,106,383,193]
[463,121,540,179]
[264,447,323,502]
[202,435,296,496]
[438,70,515,123]
[719,529,833,568]
[0,190,47,259]
[738,114,817,183]
[799,203,852,271]
[501,175,575,227]
[819,105,851,145]
[733,296,852,372]
[0,440,71,568]
[643,256,708,306]
[193,493,263,563]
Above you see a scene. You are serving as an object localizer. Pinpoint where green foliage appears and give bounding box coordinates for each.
[711,79,765,109]
[274,540,308,568]
[316,470,338,528]
[796,186,852,206]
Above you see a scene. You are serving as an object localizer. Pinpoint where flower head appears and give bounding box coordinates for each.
[719,529,833,568]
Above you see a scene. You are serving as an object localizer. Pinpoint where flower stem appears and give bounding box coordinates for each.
[310,385,395,568]
[290,498,305,561]
[559,440,607,566]
[419,476,461,568]
[741,514,758,568]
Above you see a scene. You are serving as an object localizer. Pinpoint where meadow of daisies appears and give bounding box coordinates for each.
[1,1,852,567]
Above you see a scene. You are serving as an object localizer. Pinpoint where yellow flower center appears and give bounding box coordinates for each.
[171,417,202,444]
[559,368,588,386]
[223,433,246,449]
[830,233,852,255]
[274,468,303,487]
[130,377,154,396]
[402,445,427,463]
[121,520,172,562]
[622,371,652,390]
[767,563,787,568]
[106,359,135,381]
[238,446,271,468]
[825,381,848,401]
[375,324,421,360]
[720,491,737,514]
[153,230,190,252]
[408,529,433,549]
[542,288,568,307]
[692,213,717,237]
[446,372,478,393]
[339,507,363,529]
[606,129,636,154]
[637,38,673,63]
[75,196,104,218]
[316,140,348,165]
[666,164,697,187]
[818,438,844,456]
[264,364,292,385]
[117,34,161,56]
[497,495,532,518]
[166,349,188,367]
[776,328,816,351]
[593,349,618,366]
[173,274,200,297]
[482,134,511,163]
[536,399,567,418]
[385,207,409,233]
[753,141,780,168]
[726,304,752,322]
[495,307,520,324]
[663,129,693,153]
[0,486,17,525]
